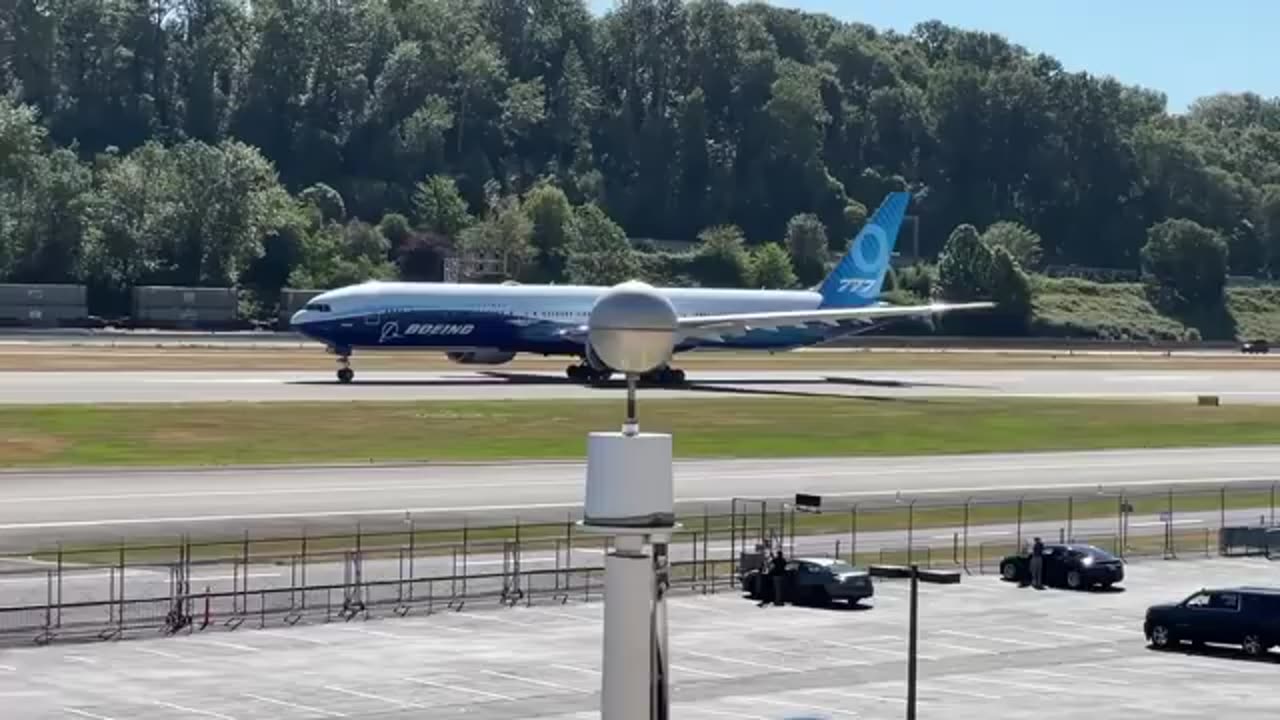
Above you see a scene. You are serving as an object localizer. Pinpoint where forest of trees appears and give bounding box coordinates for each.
[2,0,1280,320]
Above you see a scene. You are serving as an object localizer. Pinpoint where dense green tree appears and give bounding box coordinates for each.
[783,212,829,286]
[691,224,752,287]
[6,1,1280,316]
[413,175,472,237]
[564,203,639,285]
[1140,218,1229,308]
[748,242,798,289]
[458,193,535,281]
[522,181,577,282]
[935,224,992,301]
[980,221,1042,269]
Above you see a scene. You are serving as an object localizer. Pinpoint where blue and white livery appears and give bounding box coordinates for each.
[290,192,992,384]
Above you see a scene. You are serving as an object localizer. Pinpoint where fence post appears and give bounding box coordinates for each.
[1272,483,1277,527]
[702,506,710,586]
[56,544,63,629]
[1220,486,1226,531]
[1067,496,1074,542]
[117,543,125,636]
[301,532,309,610]
[907,500,916,565]
[962,498,970,573]
[1116,495,1125,559]
[850,505,858,565]
[1167,488,1176,559]
[1015,497,1024,550]
[729,499,737,576]
[408,520,416,602]
[462,521,470,598]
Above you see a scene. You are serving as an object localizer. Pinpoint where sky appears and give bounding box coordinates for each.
[587,0,1276,114]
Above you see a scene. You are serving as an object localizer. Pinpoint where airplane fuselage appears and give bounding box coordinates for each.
[290,281,881,357]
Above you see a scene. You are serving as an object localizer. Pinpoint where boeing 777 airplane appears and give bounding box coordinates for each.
[290,192,992,384]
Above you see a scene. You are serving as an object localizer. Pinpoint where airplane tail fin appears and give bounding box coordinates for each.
[816,191,911,308]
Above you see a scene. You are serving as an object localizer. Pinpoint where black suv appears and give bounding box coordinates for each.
[1145,587,1280,657]
[1241,339,1270,354]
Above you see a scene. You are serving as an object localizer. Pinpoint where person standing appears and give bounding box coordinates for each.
[1030,537,1045,589]
[768,550,787,606]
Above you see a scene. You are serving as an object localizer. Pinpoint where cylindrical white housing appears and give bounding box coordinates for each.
[584,432,674,528]
[603,544,653,720]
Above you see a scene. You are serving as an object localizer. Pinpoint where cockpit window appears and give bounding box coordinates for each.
[304,303,331,312]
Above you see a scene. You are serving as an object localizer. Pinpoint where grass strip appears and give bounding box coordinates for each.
[3,397,1280,468]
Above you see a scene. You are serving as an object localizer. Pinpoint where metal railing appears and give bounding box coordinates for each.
[1,481,1275,647]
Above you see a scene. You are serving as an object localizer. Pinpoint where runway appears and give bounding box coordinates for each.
[1,367,1278,404]
[0,446,1277,549]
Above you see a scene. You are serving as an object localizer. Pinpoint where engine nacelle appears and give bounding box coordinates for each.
[446,350,517,365]
[584,342,612,372]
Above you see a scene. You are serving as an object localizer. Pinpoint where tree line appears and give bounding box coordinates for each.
[1,0,1278,319]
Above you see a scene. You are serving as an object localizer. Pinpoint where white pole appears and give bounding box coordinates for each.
[602,534,653,720]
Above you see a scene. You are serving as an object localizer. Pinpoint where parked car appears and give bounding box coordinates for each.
[998,543,1125,590]
[1145,586,1280,657]
[742,557,874,607]
[1241,338,1271,354]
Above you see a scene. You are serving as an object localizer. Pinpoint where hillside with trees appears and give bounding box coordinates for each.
[1,0,1278,338]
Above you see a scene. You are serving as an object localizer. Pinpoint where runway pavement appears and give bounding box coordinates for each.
[1,367,1279,404]
[0,446,1277,549]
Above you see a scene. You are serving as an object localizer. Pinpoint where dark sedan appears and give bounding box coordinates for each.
[742,557,875,607]
[999,543,1124,590]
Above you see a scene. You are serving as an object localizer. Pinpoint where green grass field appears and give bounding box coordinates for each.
[3,397,1279,468]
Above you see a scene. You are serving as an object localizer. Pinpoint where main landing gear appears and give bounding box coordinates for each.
[336,354,354,384]
[564,363,686,386]
[566,363,611,384]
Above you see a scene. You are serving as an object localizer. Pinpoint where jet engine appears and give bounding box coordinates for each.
[446,350,517,365]
[584,342,613,372]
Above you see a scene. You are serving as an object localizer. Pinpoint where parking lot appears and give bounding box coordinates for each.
[1,556,1277,719]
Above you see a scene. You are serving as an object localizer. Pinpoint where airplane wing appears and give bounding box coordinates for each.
[672,301,995,341]
[555,301,994,343]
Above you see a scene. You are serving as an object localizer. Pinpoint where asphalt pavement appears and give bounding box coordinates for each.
[1,446,1278,549]
[3,556,1277,720]
[1,367,1279,403]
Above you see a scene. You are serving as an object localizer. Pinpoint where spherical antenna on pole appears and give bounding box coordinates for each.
[588,280,678,435]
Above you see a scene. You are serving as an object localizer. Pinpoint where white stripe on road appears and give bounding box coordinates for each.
[482,670,591,694]
[405,677,515,702]
[322,685,425,709]
[151,700,236,720]
[243,693,347,718]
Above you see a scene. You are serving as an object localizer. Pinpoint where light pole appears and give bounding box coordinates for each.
[579,281,679,720]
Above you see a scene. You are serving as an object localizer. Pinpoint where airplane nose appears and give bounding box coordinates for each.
[290,309,308,330]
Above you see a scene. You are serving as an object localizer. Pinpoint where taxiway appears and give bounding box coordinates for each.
[0,446,1277,549]
[0,368,1277,404]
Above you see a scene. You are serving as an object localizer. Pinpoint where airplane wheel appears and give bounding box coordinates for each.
[672,369,686,384]
[337,367,354,384]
